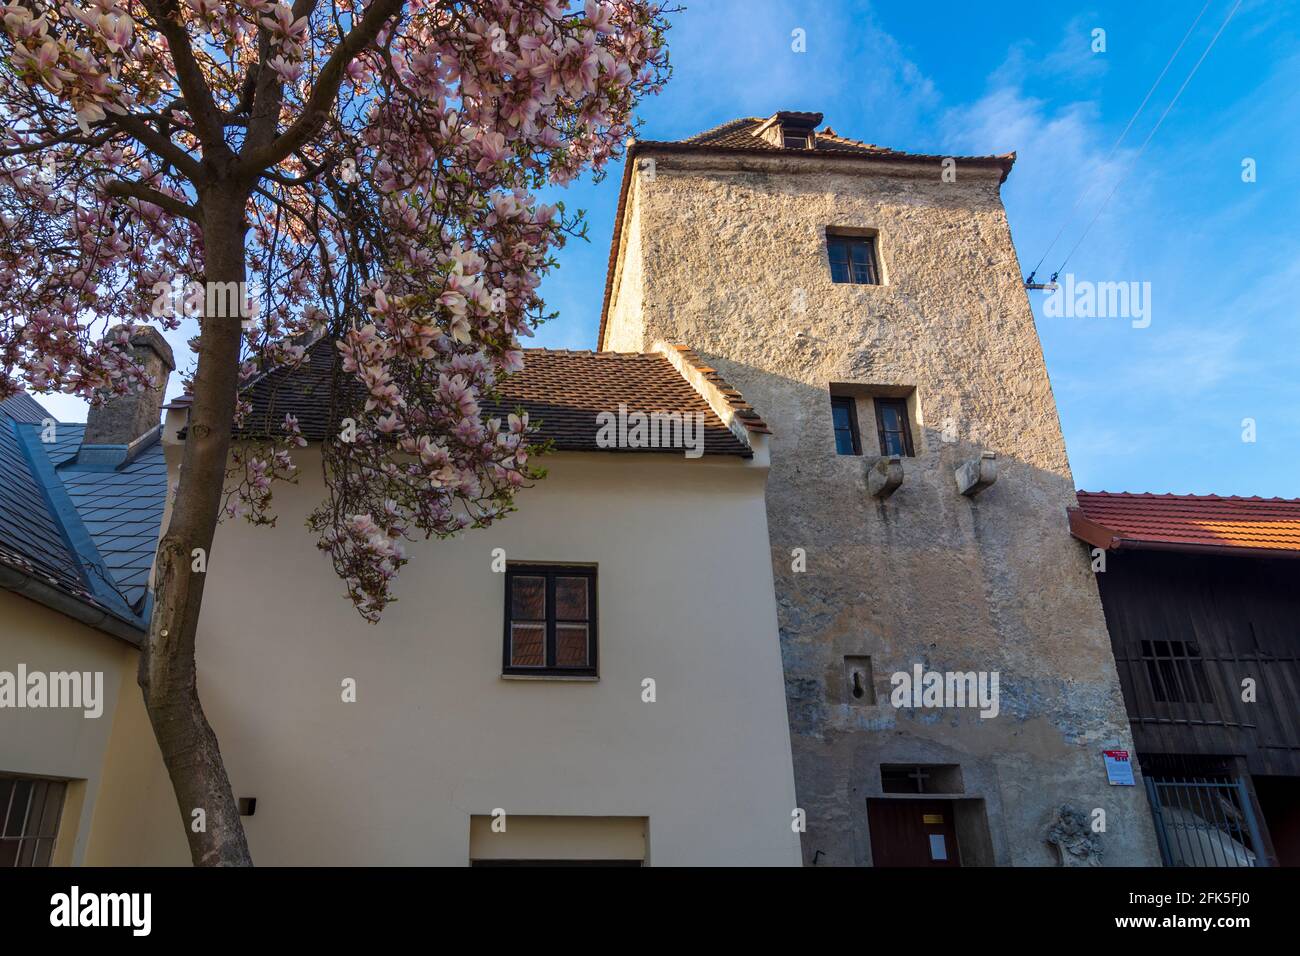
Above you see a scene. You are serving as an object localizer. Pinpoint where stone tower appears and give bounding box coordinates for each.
[599,112,1161,866]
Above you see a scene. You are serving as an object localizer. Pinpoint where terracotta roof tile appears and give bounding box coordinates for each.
[229,338,754,457]
[1071,491,1300,557]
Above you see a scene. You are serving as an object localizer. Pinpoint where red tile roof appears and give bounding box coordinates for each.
[1071,492,1300,558]
[182,338,761,457]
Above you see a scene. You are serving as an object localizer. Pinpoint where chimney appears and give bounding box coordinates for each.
[83,325,176,448]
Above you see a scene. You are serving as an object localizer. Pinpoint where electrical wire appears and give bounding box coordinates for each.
[1025,0,1214,284]
[1050,0,1244,280]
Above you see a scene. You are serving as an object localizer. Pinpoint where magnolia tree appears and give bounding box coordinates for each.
[0,0,669,864]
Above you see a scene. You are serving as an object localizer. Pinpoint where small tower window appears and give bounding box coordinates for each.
[874,398,914,457]
[830,396,861,456]
[783,132,810,149]
[827,235,880,285]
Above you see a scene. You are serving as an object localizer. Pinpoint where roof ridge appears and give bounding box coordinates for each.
[1079,490,1300,504]
[655,343,771,439]
[680,116,764,143]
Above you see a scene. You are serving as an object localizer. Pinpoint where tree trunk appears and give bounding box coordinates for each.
[138,187,253,866]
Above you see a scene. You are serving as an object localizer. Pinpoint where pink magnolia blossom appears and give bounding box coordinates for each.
[1,0,672,620]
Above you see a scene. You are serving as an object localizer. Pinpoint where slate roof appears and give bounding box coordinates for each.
[0,394,166,638]
[36,424,166,607]
[0,395,89,603]
[227,337,756,457]
[1071,492,1300,558]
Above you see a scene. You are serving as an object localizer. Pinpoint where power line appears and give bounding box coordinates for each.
[1025,0,1214,285]
[1051,0,1243,279]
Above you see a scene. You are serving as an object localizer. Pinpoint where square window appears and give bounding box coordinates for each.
[504,566,597,676]
[1140,639,1215,703]
[874,398,915,457]
[830,395,861,456]
[827,234,880,285]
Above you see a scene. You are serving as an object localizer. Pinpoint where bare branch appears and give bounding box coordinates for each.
[103,179,200,222]
[236,0,403,177]
[107,112,204,182]
[140,0,231,153]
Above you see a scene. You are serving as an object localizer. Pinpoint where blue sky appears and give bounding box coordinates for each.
[530,0,1299,497]
[41,1,1298,497]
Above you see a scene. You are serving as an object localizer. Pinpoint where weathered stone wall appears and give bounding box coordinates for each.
[603,149,1162,866]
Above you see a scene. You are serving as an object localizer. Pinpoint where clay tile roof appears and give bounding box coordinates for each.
[227,338,754,457]
[1071,492,1300,558]
[672,114,1008,164]
[668,345,771,435]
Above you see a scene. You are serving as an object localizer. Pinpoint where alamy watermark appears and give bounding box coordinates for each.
[595,403,706,459]
[890,664,1000,719]
[0,665,103,718]
[1043,273,1151,328]
[151,278,259,323]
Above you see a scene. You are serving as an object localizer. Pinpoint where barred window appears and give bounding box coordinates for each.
[1,773,67,866]
[1141,640,1215,703]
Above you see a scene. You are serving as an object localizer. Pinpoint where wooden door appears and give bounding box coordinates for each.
[867,799,961,867]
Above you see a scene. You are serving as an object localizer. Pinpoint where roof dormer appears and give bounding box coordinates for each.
[753,111,823,150]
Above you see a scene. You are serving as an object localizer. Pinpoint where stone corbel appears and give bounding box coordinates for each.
[867,456,904,499]
[956,451,997,497]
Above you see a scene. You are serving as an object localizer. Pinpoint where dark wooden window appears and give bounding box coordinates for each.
[830,396,861,456]
[783,133,810,149]
[827,235,879,284]
[1141,640,1215,704]
[0,773,66,866]
[874,398,914,457]
[504,565,597,676]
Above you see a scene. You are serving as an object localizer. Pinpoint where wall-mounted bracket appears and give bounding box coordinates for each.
[868,456,904,499]
[956,451,998,497]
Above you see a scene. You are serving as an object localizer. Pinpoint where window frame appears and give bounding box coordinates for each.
[0,772,67,867]
[830,395,862,456]
[1140,639,1216,704]
[874,397,915,458]
[503,564,598,678]
[826,233,881,285]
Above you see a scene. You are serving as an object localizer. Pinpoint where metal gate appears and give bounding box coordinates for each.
[1144,775,1265,867]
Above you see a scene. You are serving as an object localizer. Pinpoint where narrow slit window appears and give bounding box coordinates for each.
[830,396,861,456]
[504,565,597,677]
[827,235,880,285]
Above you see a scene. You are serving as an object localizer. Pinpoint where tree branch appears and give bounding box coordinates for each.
[107,113,205,182]
[0,128,112,157]
[140,0,230,153]
[236,0,402,177]
[103,179,200,222]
